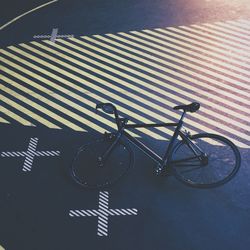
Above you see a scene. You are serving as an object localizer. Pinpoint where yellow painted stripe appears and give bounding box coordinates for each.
[1,84,83,131]
[82,35,250,111]
[98,33,250,98]
[14,43,174,139]
[0,116,10,124]
[155,28,250,68]
[1,48,116,131]
[0,61,106,133]
[18,41,250,143]
[70,37,250,132]
[141,29,250,77]
[205,22,250,41]
[0,94,60,129]
[53,39,250,133]
[126,31,250,90]
[0,106,34,125]
[40,38,250,125]
[62,37,249,133]
[192,24,250,48]
[1,50,156,138]
[1,76,88,132]
[169,27,250,61]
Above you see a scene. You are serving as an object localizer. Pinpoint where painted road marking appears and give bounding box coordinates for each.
[69,191,138,237]
[0,105,35,126]
[0,0,58,31]
[33,28,74,42]
[1,19,249,148]
[0,137,60,172]
[50,28,58,43]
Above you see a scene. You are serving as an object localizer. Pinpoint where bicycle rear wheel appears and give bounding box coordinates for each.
[171,133,241,188]
[70,135,133,188]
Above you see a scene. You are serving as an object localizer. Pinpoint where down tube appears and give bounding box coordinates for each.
[123,131,163,164]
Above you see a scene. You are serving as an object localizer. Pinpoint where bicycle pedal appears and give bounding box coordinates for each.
[155,165,171,177]
[154,165,163,176]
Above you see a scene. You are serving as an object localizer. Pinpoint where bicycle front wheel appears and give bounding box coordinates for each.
[171,133,241,188]
[70,136,133,188]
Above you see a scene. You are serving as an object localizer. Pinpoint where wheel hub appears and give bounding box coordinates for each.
[201,154,208,166]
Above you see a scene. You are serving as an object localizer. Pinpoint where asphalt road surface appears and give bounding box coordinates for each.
[1,1,250,250]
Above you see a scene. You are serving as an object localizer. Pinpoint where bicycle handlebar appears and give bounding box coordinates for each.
[96,103,117,115]
[96,103,121,129]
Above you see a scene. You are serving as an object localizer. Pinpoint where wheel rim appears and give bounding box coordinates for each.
[71,138,132,188]
[171,134,240,187]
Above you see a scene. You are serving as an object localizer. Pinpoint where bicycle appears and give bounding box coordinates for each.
[70,102,241,189]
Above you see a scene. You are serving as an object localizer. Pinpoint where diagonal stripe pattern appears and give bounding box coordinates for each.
[69,191,138,236]
[0,19,249,148]
[1,137,60,171]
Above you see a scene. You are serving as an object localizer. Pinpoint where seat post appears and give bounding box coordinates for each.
[162,110,186,166]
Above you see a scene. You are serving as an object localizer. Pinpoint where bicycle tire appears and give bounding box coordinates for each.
[170,133,241,188]
[70,135,133,188]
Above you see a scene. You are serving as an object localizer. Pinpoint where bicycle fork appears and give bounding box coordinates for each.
[97,119,127,167]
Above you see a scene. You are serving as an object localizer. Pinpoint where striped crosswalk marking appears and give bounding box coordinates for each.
[1,137,60,172]
[69,191,138,236]
[0,105,34,126]
[0,19,249,148]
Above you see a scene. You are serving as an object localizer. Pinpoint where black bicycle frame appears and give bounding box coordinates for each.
[100,111,199,168]
[123,113,185,166]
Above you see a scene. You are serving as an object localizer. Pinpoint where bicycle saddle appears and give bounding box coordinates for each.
[173,102,200,113]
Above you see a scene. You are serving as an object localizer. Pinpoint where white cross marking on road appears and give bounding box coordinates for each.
[69,191,138,236]
[0,137,60,172]
[33,28,74,43]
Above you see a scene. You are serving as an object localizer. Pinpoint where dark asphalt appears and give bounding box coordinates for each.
[1,0,250,47]
[1,1,250,250]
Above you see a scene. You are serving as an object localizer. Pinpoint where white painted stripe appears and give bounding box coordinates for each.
[205,22,250,41]
[194,24,250,48]
[98,216,108,224]
[122,32,250,91]
[99,197,109,204]
[108,209,122,216]
[171,26,250,60]
[69,211,81,217]
[86,210,99,216]
[153,28,250,68]
[87,34,250,103]
[22,167,31,172]
[0,0,58,30]
[136,30,250,79]
[98,220,108,229]
[127,209,138,215]
[99,202,109,209]
[50,28,58,43]
[98,224,108,234]
[226,20,250,33]
[98,210,109,219]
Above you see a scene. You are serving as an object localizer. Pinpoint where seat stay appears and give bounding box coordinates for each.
[178,131,205,159]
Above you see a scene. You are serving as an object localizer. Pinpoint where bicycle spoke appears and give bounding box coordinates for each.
[171,133,240,188]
